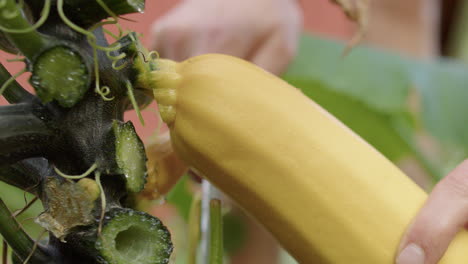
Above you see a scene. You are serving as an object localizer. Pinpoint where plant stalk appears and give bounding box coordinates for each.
[0,104,53,165]
[0,63,34,104]
[0,0,48,59]
[0,198,50,263]
[59,0,145,27]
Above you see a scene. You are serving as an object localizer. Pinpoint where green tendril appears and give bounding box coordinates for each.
[126,80,145,126]
[6,56,25,62]
[0,68,26,97]
[104,42,128,71]
[0,0,51,33]
[22,229,46,264]
[54,163,98,180]
[95,171,106,236]
[102,28,119,40]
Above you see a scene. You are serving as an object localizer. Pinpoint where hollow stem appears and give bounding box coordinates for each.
[0,104,53,165]
[0,0,49,59]
[95,208,173,264]
[0,64,34,103]
[0,198,50,263]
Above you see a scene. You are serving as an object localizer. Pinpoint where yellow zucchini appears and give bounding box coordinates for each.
[149,54,468,263]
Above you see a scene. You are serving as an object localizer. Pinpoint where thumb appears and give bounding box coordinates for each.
[396,160,468,264]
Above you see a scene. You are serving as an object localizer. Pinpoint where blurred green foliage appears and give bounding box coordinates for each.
[283,34,468,181]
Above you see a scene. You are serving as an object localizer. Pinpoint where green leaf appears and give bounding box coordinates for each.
[283,34,413,162]
[411,60,468,153]
[166,174,193,221]
[285,35,411,113]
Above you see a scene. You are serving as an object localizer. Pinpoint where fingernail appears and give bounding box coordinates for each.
[396,244,425,264]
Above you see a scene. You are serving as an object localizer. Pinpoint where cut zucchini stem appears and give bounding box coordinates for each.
[113,121,147,193]
[30,46,90,108]
[0,0,49,58]
[0,199,50,263]
[96,208,173,264]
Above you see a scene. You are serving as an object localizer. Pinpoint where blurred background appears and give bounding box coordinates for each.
[2,0,468,263]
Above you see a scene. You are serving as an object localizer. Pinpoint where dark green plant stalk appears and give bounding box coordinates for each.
[0,104,53,165]
[27,0,145,28]
[209,199,223,264]
[0,198,50,263]
[0,0,49,58]
[0,64,34,104]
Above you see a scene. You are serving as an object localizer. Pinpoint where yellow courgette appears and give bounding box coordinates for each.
[148,54,468,263]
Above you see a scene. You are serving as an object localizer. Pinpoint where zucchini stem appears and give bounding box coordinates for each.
[2,240,7,264]
[0,68,26,98]
[22,229,46,264]
[0,0,49,58]
[0,199,50,263]
[96,208,173,264]
[0,105,53,165]
[0,63,33,103]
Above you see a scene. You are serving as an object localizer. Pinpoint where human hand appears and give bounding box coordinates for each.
[396,160,468,264]
[150,0,302,75]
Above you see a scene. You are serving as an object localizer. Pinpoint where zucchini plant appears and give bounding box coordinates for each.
[0,0,173,263]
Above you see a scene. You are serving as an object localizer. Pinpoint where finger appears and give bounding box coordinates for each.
[248,31,298,76]
[150,19,192,61]
[189,25,255,59]
[396,160,468,264]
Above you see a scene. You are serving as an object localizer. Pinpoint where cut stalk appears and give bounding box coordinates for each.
[95,208,173,264]
[0,64,33,103]
[0,198,50,263]
[0,0,49,59]
[30,46,90,107]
